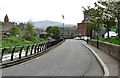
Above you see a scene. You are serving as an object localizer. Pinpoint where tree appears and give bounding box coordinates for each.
[97,0,120,37]
[46,26,60,39]
[25,21,35,36]
[9,26,21,36]
[83,0,119,38]
[83,6,103,38]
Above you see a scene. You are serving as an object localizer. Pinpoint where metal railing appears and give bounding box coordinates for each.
[0,39,63,62]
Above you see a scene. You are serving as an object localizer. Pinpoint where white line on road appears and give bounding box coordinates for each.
[83,43,109,76]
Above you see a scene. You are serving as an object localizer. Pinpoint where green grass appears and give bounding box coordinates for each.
[99,37,120,45]
[1,36,48,48]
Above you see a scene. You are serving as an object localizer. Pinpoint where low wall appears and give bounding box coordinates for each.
[88,40,120,61]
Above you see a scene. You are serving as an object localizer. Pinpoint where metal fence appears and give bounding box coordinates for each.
[0,39,63,62]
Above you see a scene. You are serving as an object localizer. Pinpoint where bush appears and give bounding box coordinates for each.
[2,36,32,48]
[22,34,47,43]
[99,37,120,45]
[2,35,48,48]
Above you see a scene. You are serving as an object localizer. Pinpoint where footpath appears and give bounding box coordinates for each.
[82,41,118,76]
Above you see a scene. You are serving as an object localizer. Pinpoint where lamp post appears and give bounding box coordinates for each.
[96,17,99,49]
[117,2,120,38]
[106,15,110,38]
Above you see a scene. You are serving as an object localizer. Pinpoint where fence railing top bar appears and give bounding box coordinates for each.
[1,42,45,49]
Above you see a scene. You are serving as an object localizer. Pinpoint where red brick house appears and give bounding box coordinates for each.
[77,13,91,38]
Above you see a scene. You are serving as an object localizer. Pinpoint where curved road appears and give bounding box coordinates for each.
[2,39,103,76]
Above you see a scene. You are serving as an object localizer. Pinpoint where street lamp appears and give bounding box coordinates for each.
[96,17,99,49]
[117,2,120,38]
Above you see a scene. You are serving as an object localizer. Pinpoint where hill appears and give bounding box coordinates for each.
[33,20,75,29]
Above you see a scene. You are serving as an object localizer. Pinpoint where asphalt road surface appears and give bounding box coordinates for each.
[2,39,103,76]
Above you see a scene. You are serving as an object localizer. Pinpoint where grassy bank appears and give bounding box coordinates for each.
[1,35,48,48]
[99,37,120,45]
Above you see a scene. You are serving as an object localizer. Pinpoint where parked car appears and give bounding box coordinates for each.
[83,36,90,41]
[104,31,118,38]
[74,37,80,40]
[80,36,90,41]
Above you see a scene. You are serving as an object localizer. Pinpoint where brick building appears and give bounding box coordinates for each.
[77,13,91,38]
[2,14,14,35]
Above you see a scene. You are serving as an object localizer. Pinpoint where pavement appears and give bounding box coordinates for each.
[82,40,118,76]
[2,39,103,76]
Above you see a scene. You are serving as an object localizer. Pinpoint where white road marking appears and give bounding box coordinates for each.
[83,43,109,76]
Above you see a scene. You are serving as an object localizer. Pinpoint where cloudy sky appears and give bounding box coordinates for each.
[0,0,97,25]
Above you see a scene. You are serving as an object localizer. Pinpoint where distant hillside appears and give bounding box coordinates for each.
[33,20,75,29]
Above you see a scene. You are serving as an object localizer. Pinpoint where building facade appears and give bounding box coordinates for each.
[60,26,77,38]
[2,14,14,35]
[77,13,91,37]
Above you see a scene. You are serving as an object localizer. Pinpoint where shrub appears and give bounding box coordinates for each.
[99,37,120,45]
[22,35,43,43]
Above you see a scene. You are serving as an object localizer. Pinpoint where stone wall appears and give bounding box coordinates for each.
[88,40,120,61]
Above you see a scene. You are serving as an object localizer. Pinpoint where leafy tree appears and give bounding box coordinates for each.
[83,0,119,38]
[25,21,35,36]
[9,26,21,36]
[97,0,120,37]
[46,26,60,39]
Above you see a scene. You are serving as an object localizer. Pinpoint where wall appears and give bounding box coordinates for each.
[88,40,120,61]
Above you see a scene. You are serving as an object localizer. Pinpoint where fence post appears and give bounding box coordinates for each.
[19,46,24,59]
[34,44,37,54]
[44,43,47,50]
[25,45,30,57]
[43,43,44,50]
[42,43,44,51]
[41,43,43,51]
[30,45,34,55]
[47,42,49,48]
[37,44,40,53]
[39,44,41,52]
[36,44,38,53]
[0,48,6,62]
[10,47,16,61]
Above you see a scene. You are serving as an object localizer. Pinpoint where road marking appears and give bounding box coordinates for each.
[83,43,109,76]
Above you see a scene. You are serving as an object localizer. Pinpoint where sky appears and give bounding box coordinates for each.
[0,0,97,25]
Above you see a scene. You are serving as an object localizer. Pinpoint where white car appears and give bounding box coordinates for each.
[74,37,80,40]
[83,36,90,41]
[104,31,118,38]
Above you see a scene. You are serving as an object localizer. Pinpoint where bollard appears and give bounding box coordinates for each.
[19,46,24,59]
[10,47,16,61]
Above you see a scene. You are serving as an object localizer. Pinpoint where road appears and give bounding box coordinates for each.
[2,39,103,76]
